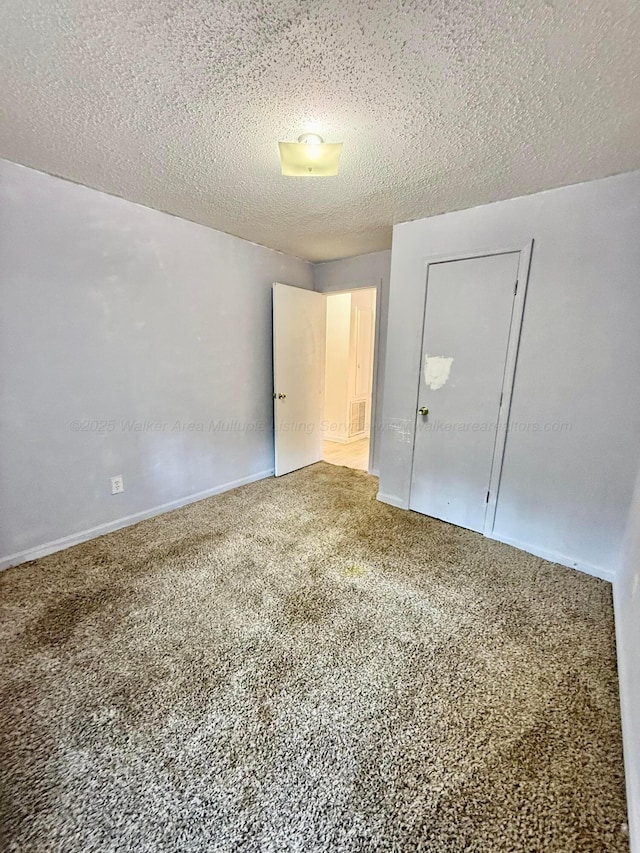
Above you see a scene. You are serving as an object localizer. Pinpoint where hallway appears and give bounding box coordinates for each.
[323,438,369,471]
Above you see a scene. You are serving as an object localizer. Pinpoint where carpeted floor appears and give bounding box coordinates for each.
[0,463,628,852]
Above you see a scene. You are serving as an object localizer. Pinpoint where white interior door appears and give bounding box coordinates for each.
[410,252,521,532]
[273,282,324,476]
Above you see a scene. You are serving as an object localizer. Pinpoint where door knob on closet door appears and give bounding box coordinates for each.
[418,406,429,415]
[278,393,287,399]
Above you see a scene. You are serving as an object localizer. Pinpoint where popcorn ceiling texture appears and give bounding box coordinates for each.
[1,0,639,261]
[0,463,629,851]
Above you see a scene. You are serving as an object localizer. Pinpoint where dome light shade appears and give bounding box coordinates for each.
[278,134,343,176]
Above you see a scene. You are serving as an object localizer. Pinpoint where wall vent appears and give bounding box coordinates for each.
[349,399,366,437]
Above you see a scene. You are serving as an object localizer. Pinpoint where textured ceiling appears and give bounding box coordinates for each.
[1,0,639,261]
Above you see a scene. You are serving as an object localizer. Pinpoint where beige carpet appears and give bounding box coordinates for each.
[0,463,628,852]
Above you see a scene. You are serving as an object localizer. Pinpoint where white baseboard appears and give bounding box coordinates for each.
[488,532,615,583]
[376,491,408,510]
[376,496,614,581]
[0,468,274,571]
[323,434,370,445]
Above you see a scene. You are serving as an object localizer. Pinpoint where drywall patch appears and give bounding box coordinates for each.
[424,355,453,390]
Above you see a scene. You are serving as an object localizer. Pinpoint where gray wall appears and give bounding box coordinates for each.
[313,250,391,474]
[616,467,640,852]
[379,171,640,579]
[0,159,313,566]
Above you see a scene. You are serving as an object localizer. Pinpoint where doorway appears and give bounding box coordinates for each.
[322,288,377,472]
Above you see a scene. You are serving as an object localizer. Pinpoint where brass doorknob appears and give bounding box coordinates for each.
[418,406,429,415]
[278,393,287,400]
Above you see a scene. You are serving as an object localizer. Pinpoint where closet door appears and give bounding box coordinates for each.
[409,252,521,533]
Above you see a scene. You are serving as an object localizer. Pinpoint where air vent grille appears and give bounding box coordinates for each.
[349,400,366,437]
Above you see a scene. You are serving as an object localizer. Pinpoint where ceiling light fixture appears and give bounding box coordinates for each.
[278,133,343,177]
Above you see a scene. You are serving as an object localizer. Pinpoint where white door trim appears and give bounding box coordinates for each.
[483,241,533,535]
[409,241,534,536]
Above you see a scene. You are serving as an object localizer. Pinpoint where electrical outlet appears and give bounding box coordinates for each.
[110,475,124,495]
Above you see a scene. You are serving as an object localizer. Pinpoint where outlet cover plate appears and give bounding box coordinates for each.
[110,475,124,495]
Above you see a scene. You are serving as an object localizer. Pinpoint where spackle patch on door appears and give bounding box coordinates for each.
[424,355,453,390]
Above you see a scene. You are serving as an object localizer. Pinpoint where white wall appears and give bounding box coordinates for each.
[323,293,352,443]
[313,251,391,474]
[616,465,640,851]
[379,171,640,580]
[0,159,313,567]
[348,288,376,440]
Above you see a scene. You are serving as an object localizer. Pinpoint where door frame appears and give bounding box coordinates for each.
[408,240,534,536]
[321,285,380,474]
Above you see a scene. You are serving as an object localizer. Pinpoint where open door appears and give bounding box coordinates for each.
[273,283,324,476]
